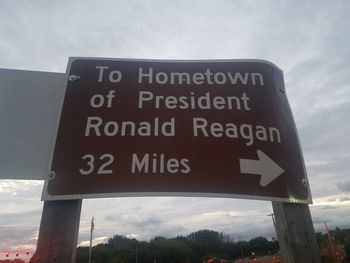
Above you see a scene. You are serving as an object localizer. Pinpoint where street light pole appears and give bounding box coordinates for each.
[88,216,95,263]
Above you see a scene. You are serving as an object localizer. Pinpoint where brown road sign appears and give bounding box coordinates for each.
[43,58,311,203]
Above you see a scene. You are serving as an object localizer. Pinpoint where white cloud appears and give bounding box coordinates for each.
[78,236,108,247]
[338,182,350,193]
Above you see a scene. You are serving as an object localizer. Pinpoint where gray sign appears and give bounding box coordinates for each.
[0,69,65,180]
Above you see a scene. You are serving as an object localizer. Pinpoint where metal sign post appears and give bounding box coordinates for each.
[34,199,82,263]
[272,201,321,263]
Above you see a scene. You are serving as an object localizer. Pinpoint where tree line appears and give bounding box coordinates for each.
[76,230,279,263]
[7,227,349,263]
[74,227,350,263]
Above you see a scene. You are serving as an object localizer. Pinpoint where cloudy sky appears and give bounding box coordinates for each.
[1,0,350,260]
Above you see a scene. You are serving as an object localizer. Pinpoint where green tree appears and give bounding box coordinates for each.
[344,233,350,263]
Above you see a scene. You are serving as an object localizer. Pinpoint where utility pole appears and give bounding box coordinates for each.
[325,221,335,254]
[268,213,276,231]
[88,216,95,263]
[135,243,138,263]
[239,236,244,259]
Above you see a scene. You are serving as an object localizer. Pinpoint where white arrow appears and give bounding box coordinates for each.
[239,150,285,187]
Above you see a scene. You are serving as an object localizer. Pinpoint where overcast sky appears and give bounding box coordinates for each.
[1,0,350,260]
